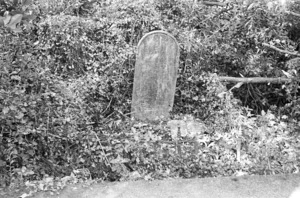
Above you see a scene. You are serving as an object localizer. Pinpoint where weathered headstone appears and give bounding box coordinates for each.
[132,31,179,121]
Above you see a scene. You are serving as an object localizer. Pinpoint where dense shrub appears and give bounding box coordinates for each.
[0,0,300,188]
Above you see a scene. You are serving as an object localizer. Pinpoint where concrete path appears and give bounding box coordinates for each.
[30,174,300,198]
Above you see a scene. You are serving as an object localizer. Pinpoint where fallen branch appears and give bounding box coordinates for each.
[286,11,300,17]
[262,43,300,57]
[202,1,225,7]
[219,76,291,84]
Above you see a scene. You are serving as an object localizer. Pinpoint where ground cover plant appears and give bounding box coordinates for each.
[0,0,300,195]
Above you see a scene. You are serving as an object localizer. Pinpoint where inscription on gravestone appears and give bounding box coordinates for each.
[132,31,180,121]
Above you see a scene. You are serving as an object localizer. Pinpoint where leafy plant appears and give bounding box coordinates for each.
[0,0,300,190]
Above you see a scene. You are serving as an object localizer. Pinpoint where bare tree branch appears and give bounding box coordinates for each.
[202,1,225,7]
[219,76,291,84]
[262,43,300,57]
[286,11,300,17]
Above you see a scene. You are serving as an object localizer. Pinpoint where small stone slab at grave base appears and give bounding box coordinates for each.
[167,119,207,139]
[132,30,179,121]
[30,174,300,198]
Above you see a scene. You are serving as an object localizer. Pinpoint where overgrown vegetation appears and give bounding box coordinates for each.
[0,0,300,193]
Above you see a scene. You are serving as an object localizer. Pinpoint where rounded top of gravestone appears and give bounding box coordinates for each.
[137,30,178,49]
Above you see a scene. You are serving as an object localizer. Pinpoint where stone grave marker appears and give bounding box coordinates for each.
[132,31,180,121]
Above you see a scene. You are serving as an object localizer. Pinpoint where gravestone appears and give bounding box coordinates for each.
[132,31,179,121]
